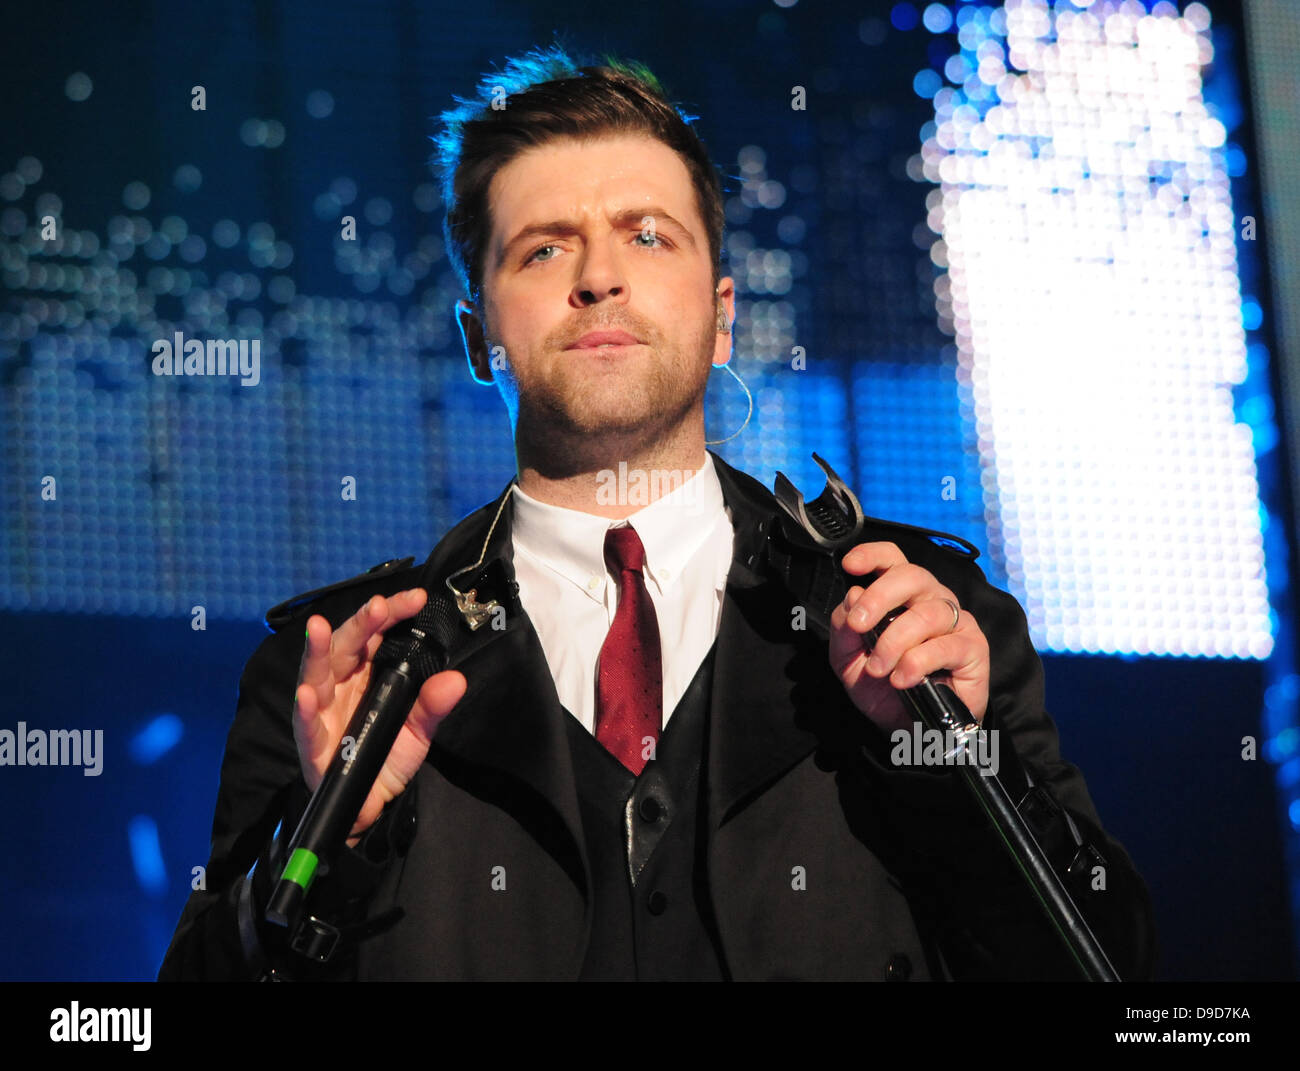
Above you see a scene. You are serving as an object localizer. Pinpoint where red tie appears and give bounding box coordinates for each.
[596,525,663,775]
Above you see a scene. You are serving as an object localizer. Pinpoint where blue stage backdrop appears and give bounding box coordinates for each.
[1,0,1296,980]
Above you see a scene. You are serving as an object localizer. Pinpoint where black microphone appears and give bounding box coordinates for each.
[265,590,463,929]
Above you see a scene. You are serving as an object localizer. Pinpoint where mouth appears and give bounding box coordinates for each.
[566,342,644,354]
[566,330,643,350]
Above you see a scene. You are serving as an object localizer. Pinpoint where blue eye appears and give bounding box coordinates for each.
[529,244,557,262]
[635,231,663,247]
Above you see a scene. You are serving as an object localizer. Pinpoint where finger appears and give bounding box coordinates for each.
[862,600,967,680]
[320,595,387,684]
[840,541,907,577]
[828,627,870,685]
[885,631,989,722]
[357,587,429,670]
[351,800,383,841]
[375,585,429,633]
[846,564,955,634]
[298,614,337,716]
[292,681,332,788]
[886,633,964,688]
[407,669,469,745]
[829,585,867,630]
[354,670,469,838]
[329,589,428,681]
[829,593,874,678]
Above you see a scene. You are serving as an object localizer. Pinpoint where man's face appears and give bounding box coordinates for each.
[457,133,734,463]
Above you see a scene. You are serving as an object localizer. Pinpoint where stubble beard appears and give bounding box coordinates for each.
[511,314,716,474]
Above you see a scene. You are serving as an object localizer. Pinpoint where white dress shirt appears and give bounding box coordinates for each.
[510,453,735,734]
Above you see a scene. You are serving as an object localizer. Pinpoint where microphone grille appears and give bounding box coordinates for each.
[374,590,462,681]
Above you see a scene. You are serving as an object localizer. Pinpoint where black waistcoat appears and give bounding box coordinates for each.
[567,642,729,981]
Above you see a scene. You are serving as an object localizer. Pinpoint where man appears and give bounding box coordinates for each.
[158,47,1156,981]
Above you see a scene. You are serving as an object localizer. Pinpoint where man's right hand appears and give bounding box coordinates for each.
[292,587,468,847]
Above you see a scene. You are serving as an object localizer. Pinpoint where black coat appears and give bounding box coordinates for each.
[158,451,1156,981]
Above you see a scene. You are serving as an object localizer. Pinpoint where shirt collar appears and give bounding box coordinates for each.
[510,452,728,602]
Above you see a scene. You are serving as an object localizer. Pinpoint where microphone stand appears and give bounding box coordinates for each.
[772,453,1119,982]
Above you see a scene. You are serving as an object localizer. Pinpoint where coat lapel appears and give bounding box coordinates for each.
[414,482,591,905]
[706,452,825,826]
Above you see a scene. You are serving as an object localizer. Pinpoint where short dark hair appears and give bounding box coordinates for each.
[432,44,726,309]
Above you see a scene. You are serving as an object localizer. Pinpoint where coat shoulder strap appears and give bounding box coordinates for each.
[264,557,416,632]
[857,514,981,561]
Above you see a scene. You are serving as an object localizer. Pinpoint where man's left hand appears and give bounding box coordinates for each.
[828,541,990,735]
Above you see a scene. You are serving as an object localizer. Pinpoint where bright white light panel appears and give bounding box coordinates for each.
[918,0,1272,658]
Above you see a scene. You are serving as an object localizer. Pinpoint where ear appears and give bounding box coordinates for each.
[712,276,736,368]
[455,299,495,385]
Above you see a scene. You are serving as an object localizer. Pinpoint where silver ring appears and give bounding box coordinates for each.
[941,598,960,634]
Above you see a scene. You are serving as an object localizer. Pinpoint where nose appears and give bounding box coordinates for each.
[570,233,628,308]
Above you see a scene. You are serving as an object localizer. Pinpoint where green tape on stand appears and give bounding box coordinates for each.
[282,847,319,891]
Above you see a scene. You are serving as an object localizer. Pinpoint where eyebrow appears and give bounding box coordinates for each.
[497,206,698,265]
